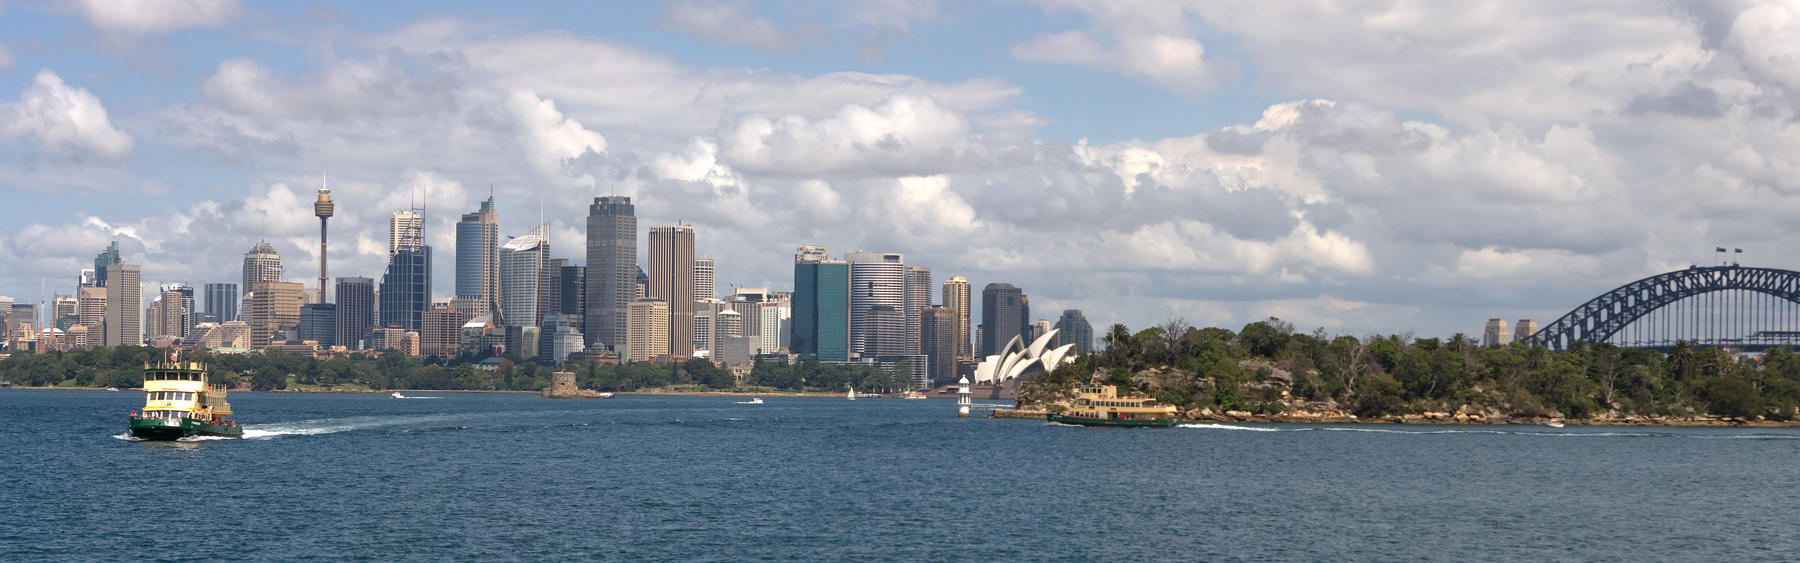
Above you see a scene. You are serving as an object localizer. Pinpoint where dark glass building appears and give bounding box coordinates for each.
[979,283,1028,358]
[379,247,431,332]
[792,246,849,362]
[336,277,375,349]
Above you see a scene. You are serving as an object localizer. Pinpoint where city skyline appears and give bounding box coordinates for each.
[3,2,1799,338]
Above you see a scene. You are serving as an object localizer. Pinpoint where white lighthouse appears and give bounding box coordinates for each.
[957,376,971,418]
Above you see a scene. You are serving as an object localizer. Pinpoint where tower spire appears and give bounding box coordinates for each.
[314,169,335,303]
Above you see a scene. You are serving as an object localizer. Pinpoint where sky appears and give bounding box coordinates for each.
[2,0,1799,339]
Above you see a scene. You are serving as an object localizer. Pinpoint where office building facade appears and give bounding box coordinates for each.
[584,196,636,352]
[335,277,375,349]
[979,283,1028,358]
[455,195,500,312]
[1055,309,1094,355]
[103,264,141,347]
[648,225,695,357]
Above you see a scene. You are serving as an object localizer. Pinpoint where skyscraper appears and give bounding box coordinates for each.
[500,224,548,328]
[757,299,790,354]
[144,289,186,341]
[455,195,500,313]
[862,304,906,357]
[792,246,849,362]
[299,303,336,347]
[584,196,636,351]
[979,283,1027,358]
[335,277,375,350]
[648,225,695,357]
[942,276,971,361]
[204,283,238,323]
[693,257,715,301]
[77,286,105,339]
[103,263,140,347]
[248,281,304,347]
[379,210,431,332]
[559,264,585,316]
[626,298,669,362]
[921,305,958,387]
[1055,309,1094,355]
[388,211,422,257]
[847,251,904,359]
[903,265,931,354]
[314,173,334,303]
[93,241,121,287]
[543,258,570,320]
[241,241,283,299]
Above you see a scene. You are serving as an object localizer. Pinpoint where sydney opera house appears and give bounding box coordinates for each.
[972,328,1078,386]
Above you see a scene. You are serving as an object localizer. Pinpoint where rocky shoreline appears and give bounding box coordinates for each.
[994,406,1800,427]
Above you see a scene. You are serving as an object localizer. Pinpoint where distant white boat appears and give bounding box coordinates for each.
[1543,420,1565,428]
[737,397,764,405]
[106,387,120,391]
[392,392,406,399]
[847,388,857,401]
[598,392,615,399]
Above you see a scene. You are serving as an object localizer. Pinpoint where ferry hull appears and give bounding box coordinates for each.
[128,418,244,441]
[1047,413,1182,428]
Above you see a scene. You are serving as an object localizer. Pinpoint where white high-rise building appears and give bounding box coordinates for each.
[388,211,423,256]
[499,224,548,328]
[846,251,904,359]
[943,276,972,361]
[757,299,790,355]
[627,298,670,362]
[904,265,931,354]
[694,258,715,301]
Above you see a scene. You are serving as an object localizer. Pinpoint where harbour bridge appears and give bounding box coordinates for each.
[1524,265,1800,352]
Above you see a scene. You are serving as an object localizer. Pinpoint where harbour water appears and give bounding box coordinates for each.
[6,389,1800,560]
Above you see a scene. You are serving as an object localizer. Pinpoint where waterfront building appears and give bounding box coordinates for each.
[67,324,91,350]
[584,196,636,352]
[313,174,334,303]
[299,303,336,347]
[792,246,849,362]
[979,283,1028,359]
[626,298,669,362]
[9,302,35,334]
[248,281,304,347]
[648,225,696,357]
[694,258,715,301]
[904,265,931,354]
[455,195,501,313]
[1055,309,1094,355]
[921,306,958,387]
[103,263,141,347]
[714,307,743,352]
[1483,318,1511,348]
[241,241,283,300]
[499,224,548,328]
[379,210,431,332]
[192,321,251,349]
[943,276,972,361]
[538,313,585,364]
[93,241,121,287]
[204,282,238,323]
[847,251,905,359]
[1514,319,1539,345]
[420,305,473,358]
[335,277,374,350]
[862,304,907,357]
[52,296,77,332]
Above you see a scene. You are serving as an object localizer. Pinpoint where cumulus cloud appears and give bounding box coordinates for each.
[506,91,608,182]
[719,94,976,175]
[78,0,239,35]
[0,70,133,159]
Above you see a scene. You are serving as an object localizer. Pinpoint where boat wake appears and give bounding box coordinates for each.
[1178,423,1280,432]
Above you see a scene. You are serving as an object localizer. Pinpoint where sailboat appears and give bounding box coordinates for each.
[847,387,857,401]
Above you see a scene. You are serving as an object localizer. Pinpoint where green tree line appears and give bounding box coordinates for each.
[1024,318,1800,420]
[0,346,911,394]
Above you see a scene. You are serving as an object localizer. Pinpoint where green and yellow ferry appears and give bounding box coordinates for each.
[1047,383,1183,428]
[127,352,243,440]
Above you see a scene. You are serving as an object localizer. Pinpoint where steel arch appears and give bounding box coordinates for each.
[1525,266,1800,351]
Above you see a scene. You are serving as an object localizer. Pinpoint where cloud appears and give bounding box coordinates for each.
[1013,0,1234,93]
[506,90,608,182]
[662,1,795,53]
[77,0,239,35]
[718,93,976,175]
[0,70,133,159]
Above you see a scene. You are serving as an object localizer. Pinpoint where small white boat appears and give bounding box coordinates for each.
[1543,420,1565,428]
[737,397,764,405]
[847,388,857,401]
[392,392,406,399]
[597,392,615,399]
[106,387,120,391]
